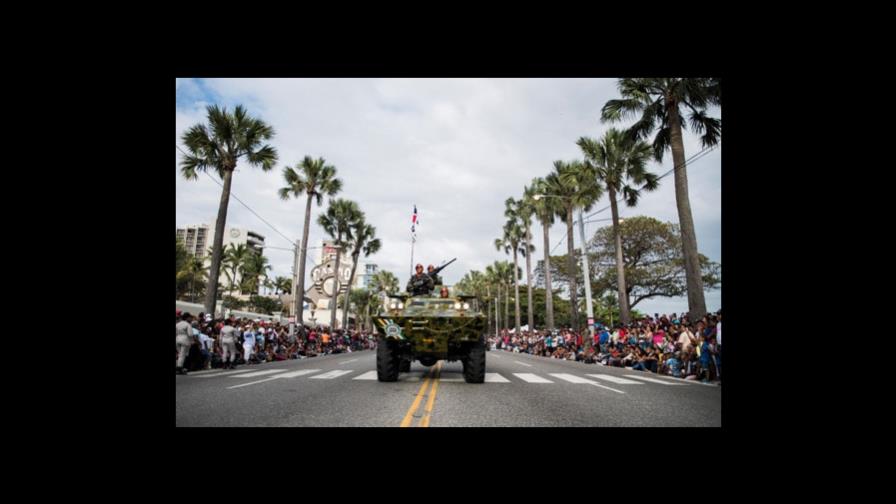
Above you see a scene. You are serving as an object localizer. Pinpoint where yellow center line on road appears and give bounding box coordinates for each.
[400,365,436,427]
[419,361,443,427]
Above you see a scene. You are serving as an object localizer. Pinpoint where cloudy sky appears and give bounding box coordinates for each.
[176,78,721,316]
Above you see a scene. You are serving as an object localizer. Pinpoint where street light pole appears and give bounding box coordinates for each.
[577,207,595,350]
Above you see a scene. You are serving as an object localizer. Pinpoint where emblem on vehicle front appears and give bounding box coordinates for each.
[385,322,404,340]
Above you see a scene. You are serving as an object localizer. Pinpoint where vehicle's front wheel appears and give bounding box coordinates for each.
[462,339,486,383]
[377,340,400,382]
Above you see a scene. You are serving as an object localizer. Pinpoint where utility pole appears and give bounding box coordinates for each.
[290,240,300,335]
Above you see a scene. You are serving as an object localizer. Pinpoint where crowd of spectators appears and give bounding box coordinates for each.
[487,311,721,383]
[176,310,377,374]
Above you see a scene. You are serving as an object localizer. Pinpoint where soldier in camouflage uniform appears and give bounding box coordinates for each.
[427,264,443,287]
[407,263,434,296]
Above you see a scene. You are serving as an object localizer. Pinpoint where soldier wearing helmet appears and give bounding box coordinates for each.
[407,263,434,296]
[427,264,443,287]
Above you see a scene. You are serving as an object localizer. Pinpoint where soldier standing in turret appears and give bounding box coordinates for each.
[407,263,434,296]
[427,264,443,287]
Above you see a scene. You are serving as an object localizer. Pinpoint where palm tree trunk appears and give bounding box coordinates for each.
[668,101,707,320]
[295,193,314,325]
[329,241,342,330]
[485,284,492,336]
[343,251,360,329]
[524,228,534,331]
[504,283,510,332]
[566,206,579,332]
[608,187,631,324]
[542,220,554,330]
[495,287,500,332]
[203,169,233,316]
[365,302,371,333]
[512,249,521,334]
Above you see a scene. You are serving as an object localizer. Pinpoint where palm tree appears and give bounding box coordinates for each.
[486,261,516,333]
[530,177,557,330]
[369,270,399,296]
[346,289,377,332]
[240,252,271,295]
[222,243,250,298]
[577,128,659,325]
[180,104,278,316]
[278,156,343,325]
[484,263,501,332]
[545,160,603,334]
[516,190,538,331]
[177,256,208,302]
[601,78,721,320]
[342,220,382,330]
[496,208,532,334]
[273,276,292,295]
[457,270,491,333]
[317,198,362,329]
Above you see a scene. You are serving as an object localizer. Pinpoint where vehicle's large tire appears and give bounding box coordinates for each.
[399,358,411,373]
[462,339,486,383]
[377,340,399,382]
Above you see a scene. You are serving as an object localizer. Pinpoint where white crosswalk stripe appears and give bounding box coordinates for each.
[550,373,625,394]
[485,373,510,383]
[309,370,354,380]
[196,369,264,378]
[624,374,685,385]
[207,365,699,389]
[229,369,287,378]
[273,369,321,379]
[514,373,553,383]
[586,374,643,385]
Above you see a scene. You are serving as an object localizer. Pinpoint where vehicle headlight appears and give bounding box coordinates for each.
[454,302,462,309]
[397,302,404,309]
[462,303,470,310]
[390,302,397,309]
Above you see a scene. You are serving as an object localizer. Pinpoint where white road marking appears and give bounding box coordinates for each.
[550,373,625,394]
[514,373,553,383]
[272,369,321,378]
[227,377,280,389]
[225,369,323,389]
[353,371,378,380]
[229,369,287,378]
[485,373,510,383]
[309,369,354,379]
[196,369,263,378]
[513,361,533,367]
[624,374,685,385]
[586,374,643,385]
[339,358,358,364]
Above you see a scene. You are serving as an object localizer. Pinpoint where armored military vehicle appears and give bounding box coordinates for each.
[373,260,487,383]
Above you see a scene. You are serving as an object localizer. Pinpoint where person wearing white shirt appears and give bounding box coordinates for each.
[175,313,195,375]
[242,326,256,363]
[219,319,238,369]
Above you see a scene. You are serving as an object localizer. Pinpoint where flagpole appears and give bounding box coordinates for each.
[410,203,417,278]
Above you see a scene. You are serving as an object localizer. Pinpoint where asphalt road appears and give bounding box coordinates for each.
[176,348,721,427]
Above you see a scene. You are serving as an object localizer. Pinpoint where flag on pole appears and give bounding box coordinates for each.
[411,205,418,240]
